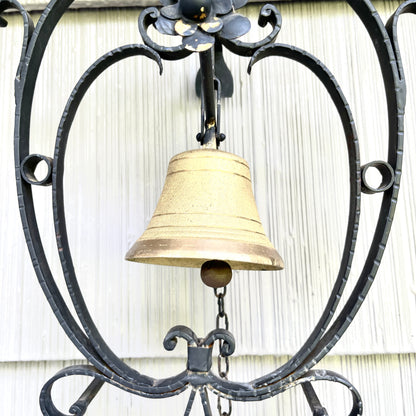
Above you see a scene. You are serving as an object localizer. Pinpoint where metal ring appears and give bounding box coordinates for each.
[21,154,53,186]
[361,160,395,194]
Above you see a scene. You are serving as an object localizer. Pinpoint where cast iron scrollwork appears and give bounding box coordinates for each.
[138,7,193,61]
[221,3,282,56]
[138,0,282,58]
[2,0,415,414]
[0,0,34,80]
[164,325,235,373]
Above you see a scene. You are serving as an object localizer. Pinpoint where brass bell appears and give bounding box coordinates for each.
[125,149,283,271]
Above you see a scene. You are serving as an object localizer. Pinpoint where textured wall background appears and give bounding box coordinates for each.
[6,0,275,11]
[0,1,415,414]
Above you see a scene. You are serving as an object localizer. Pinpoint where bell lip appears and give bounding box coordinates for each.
[125,237,284,271]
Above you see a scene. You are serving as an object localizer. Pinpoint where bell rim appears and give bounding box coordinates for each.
[125,237,284,271]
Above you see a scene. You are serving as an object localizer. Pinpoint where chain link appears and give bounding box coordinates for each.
[214,287,232,416]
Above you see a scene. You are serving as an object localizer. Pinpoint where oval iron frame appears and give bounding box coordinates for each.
[1,0,414,414]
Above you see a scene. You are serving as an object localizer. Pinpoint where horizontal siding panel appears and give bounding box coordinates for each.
[7,0,284,12]
[0,354,415,415]
[0,1,415,366]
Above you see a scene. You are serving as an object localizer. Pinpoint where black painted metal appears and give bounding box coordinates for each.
[69,378,105,416]
[196,43,234,98]
[163,325,235,372]
[221,4,282,57]
[361,160,395,194]
[1,0,414,414]
[184,389,197,416]
[199,48,217,146]
[247,41,361,392]
[301,382,329,416]
[138,7,193,61]
[200,387,213,416]
[0,0,34,78]
[53,44,164,386]
[21,153,53,186]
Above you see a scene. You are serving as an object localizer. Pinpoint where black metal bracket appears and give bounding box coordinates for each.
[1,0,415,414]
[196,43,233,98]
[163,325,235,373]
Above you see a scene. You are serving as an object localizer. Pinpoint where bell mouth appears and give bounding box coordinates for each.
[125,148,284,271]
[125,236,284,271]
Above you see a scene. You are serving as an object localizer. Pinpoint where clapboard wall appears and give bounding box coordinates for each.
[0,1,415,414]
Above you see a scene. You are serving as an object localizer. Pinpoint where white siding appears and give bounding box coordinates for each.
[14,0,274,12]
[0,355,415,415]
[1,1,415,414]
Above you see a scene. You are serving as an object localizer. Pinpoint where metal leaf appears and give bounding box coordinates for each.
[183,30,214,52]
[200,17,223,34]
[219,13,250,40]
[155,15,177,35]
[160,3,181,20]
[212,0,232,16]
[175,19,198,36]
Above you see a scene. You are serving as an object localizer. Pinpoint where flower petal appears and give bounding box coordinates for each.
[183,30,214,52]
[160,3,181,20]
[155,15,177,35]
[212,0,232,15]
[200,17,223,34]
[175,19,198,36]
[219,13,250,40]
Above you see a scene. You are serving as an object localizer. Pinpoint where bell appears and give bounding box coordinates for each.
[125,149,284,271]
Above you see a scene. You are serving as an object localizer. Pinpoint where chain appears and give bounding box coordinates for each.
[214,287,232,416]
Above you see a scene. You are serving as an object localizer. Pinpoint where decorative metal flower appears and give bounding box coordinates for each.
[154,0,251,52]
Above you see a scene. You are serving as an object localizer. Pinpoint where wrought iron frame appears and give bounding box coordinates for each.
[1,0,415,414]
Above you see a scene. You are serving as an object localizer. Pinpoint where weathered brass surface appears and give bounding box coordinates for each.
[200,260,233,288]
[125,149,284,270]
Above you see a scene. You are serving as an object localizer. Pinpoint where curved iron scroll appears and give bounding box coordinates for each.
[247,42,361,391]
[0,0,34,80]
[221,4,282,56]
[3,0,414,413]
[138,7,193,61]
[54,44,164,385]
